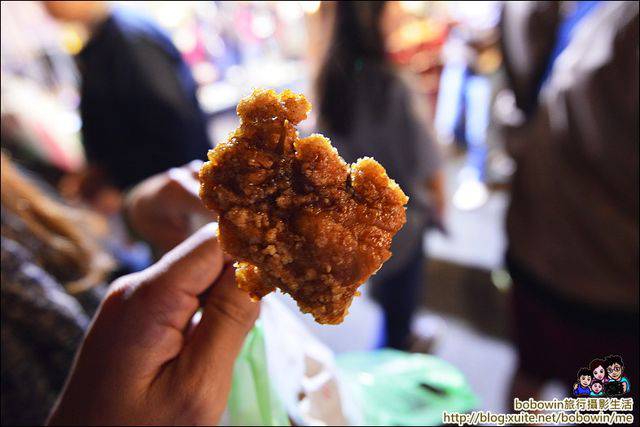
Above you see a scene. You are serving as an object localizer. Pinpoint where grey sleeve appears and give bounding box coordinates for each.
[401,76,443,181]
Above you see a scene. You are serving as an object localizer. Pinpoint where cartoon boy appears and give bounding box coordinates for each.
[604,355,630,394]
[589,358,608,383]
[590,380,604,397]
[573,368,592,396]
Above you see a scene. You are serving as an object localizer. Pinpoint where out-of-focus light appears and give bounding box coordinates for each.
[192,62,219,86]
[112,1,195,28]
[252,13,275,39]
[399,1,427,15]
[446,1,501,31]
[225,65,245,85]
[299,1,321,15]
[277,1,304,21]
[60,25,86,55]
[197,82,239,114]
[56,110,82,134]
[154,3,191,28]
[172,28,197,53]
[358,373,375,386]
[491,269,512,293]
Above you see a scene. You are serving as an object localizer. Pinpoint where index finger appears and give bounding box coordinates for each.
[146,222,224,299]
[86,223,226,381]
[123,222,226,342]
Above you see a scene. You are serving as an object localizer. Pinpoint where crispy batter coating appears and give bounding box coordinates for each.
[199,89,408,324]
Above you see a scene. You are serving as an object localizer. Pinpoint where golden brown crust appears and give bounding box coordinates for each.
[199,89,408,324]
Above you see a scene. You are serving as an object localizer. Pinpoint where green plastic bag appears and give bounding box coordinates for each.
[337,350,478,426]
[227,321,290,426]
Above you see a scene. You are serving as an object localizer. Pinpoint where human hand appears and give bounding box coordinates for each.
[59,165,123,215]
[126,160,215,254]
[48,223,259,426]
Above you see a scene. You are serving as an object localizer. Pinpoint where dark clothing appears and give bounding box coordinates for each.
[500,3,638,401]
[371,242,425,350]
[321,65,441,280]
[1,209,104,426]
[497,1,639,311]
[508,252,638,390]
[77,8,211,189]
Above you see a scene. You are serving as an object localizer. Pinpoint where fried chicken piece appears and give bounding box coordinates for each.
[199,89,408,324]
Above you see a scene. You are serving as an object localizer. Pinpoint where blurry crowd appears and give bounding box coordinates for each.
[1,1,638,425]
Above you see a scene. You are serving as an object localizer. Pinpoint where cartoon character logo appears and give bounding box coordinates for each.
[590,380,604,397]
[589,358,607,382]
[603,355,630,396]
[573,368,592,397]
[572,355,631,397]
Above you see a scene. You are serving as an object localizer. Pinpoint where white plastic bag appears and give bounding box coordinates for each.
[259,294,362,426]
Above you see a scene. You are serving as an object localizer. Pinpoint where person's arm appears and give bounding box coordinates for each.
[125,160,216,254]
[48,224,258,425]
[402,76,446,222]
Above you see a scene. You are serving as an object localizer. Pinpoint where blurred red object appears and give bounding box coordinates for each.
[388,19,452,120]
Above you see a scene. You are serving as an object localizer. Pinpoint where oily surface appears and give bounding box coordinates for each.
[199,89,408,324]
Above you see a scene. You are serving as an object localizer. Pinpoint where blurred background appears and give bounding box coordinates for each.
[1,1,637,425]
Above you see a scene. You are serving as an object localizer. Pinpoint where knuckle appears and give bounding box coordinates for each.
[105,274,138,304]
[166,173,182,187]
[105,270,157,310]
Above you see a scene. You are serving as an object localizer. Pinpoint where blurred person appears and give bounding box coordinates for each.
[0,153,212,425]
[48,224,259,426]
[314,1,445,351]
[434,1,502,211]
[43,1,211,191]
[496,1,638,403]
[1,153,112,425]
[436,44,491,211]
